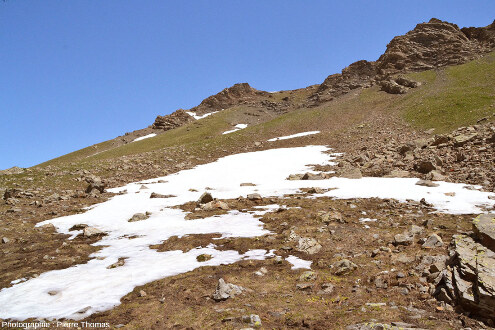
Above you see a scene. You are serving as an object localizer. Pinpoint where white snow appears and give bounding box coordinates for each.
[267,131,320,142]
[186,111,218,120]
[359,218,377,223]
[222,124,248,135]
[286,255,312,270]
[0,145,493,321]
[132,133,157,142]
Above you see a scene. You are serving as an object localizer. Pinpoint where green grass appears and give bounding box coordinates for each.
[35,51,495,168]
[401,52,495,133]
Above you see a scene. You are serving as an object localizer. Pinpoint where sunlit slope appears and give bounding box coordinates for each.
[38,52,495,168]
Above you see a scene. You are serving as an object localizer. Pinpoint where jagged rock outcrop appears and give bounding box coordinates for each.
[314,18,495,100]
[433,214,495,323]
[193,83,267,114]
[151,109,195,131]
[377,18,495,75]
[315,60,378,101]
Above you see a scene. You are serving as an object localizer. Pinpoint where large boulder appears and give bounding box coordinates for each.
[434,216,495,322]
[473,214,495,251]
[85,175,106,194]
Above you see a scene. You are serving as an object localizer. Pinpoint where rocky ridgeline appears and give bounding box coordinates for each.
[313,18,495,101]
[151,18,495,134]
[338,122,495,192]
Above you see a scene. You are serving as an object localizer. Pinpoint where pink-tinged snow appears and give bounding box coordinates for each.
[222,124,248,135]
[0,145,493,321]
[286,255,312,270]
[185,111,218,120]
[132,133,157,142]
[267,131,320,142]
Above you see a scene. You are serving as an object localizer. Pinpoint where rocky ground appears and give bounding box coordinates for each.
[1,17,495,330]
[1,118,495,329]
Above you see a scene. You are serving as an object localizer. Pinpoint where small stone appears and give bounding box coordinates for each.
[422,234,444,248]
[317,283,335,295]
[333,259,358,275]
[393,233,413,246]
[139,290,147,297]
[1,237,10,244]
[196,254,212,262]
[83,227,104,238]
[242,314,262,328]
[415,180,439,187]
[298,271,317,282]
[212,278,244,301]
[198,192,213,204]
[247,193,262,201]
[297,237,322,255]
[128,212,149,222]
[296,282,314,291]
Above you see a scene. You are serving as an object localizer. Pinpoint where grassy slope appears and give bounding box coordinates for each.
[402,52,495,133]
[38,52,495,168]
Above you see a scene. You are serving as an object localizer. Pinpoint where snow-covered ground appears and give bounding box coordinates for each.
[222,124,248,135]
[267,131,320,141]
[132,133,157,142]
[0,145,493,320]
[286,255,312,270]
[186,111,218,120]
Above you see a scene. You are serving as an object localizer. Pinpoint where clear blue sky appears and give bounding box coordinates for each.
[1,1,494,169]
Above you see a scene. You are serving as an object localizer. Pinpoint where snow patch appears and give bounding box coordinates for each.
[132,133,156,142]
[286,255,312,270]
[268,131,320,142]
[186,111,218,120]
[222,124,248,135]
[0,145,493,321]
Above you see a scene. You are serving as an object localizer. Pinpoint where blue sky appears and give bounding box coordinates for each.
[1,1,494,169]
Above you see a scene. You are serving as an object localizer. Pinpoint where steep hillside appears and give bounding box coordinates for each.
[1,17,495,329]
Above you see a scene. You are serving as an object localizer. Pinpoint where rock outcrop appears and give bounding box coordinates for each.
[151,109,195,131]
[433,214,495,323]
[194,83,266,114]
[314,18,495,101]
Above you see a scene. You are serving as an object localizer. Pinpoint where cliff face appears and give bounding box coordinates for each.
[314,18,495,100]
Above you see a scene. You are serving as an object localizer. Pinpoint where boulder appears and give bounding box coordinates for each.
[333,259,358,275]
[297,237,322,255]
[380,80,408,94]
[414,161,436,174]
[340,167,363,179]
[198,192,213,204]
[212,278,244,301]
[434,226,495,322]
[422,234,444,248]
[247,193,262,201]
[200,200,229,211]
[85,176,106,194]
[128,212,150,222]
[415,180,439,187]
[473,214,495,251]
[83,227,104,238]
[394,233,413,246]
